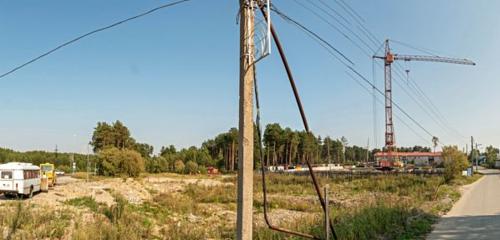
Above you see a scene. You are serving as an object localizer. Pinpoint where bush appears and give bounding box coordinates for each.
[442,146,469,183]
[119,149,144,177]
[97,148,145,177]
[174,160,185,174]
[185,161,198,174]
[198,166,208,174]
[65,196,101,212]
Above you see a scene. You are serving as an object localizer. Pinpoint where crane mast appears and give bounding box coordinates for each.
[383,41,395,151]
[373,39,475,156]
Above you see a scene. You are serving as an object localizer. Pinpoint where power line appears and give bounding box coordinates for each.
[0,0,191,80]
[388,65,451,133]
[334,0,365,24]
[271,4,354,66]
[347,65,436,139]
[341,2,468,143]
[291,0,367,56]
[307,0,461,142]
[346,71,430,145]
[334,0,467,143]
[271,6,438,142]
[370,53,459,144]
[334,0,379,45]
[288,0,461,146]
[391,58,468,141]
[304,0,376,53]
[317,0,351,27]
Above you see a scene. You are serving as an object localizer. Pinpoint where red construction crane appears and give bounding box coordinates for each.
[373,39,475,153]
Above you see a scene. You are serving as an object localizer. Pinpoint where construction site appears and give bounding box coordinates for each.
[1,0,499,239]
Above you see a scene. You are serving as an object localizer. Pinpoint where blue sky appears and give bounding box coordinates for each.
[0,0,498,154]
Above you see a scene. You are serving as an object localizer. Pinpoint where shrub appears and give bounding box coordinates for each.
[198,166,208,174]
[334,204,436,239]
[174,160,185,173]
[185,160,198,174]
[183,184,236,204]
[119,149,144,177]
[65,196,101,212]
[442,146,469,183]
[153,193,195,214]
[0,202,72,239]
[97,148,145,177]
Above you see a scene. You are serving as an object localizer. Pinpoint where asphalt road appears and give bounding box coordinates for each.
[427,169,500,240]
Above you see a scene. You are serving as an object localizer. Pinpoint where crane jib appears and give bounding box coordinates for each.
[393,54,476,65]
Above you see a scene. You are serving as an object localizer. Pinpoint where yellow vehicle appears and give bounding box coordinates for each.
[40,163,56,187]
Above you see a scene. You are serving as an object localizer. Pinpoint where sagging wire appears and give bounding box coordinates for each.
[254,66,321,240]
[257,2,338,239]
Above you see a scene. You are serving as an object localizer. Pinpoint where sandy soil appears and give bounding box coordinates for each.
[0,175,232,207]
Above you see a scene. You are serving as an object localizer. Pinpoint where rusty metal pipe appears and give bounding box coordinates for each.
[258,3,338,240]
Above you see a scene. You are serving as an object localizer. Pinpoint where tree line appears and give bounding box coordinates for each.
[3,120,471,177]
[89,121,377,176]
[0,148,95,174]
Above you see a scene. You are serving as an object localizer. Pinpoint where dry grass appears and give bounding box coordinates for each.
[0,172,483,240]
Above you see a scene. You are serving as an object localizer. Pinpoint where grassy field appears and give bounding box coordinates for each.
[0,172,482,240]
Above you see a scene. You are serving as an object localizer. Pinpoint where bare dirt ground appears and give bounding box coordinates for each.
[0,175,233,207]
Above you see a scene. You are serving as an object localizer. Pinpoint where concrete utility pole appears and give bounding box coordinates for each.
[86,144,90,182]
[237,0,255,239]
[470,136,474,175]
[475,143,481,172]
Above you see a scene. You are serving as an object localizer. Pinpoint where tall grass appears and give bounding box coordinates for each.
[0,201,72,239]
[0,173,479,239]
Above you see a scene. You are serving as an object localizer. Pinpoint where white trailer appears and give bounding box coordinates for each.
[0,162,41,197]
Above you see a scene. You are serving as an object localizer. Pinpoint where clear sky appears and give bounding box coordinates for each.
[0,0,499,154]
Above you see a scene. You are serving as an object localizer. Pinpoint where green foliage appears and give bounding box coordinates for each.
[442,146,469,183]
[398,146,432,152]
[0,202,72,239]
[146,156,170,173]
[0,147,96,172]
[485,145,499,168]
[334,204,436,240]
[104,194,127,224]
[184,160,198,174]
[133,143,154,159]
[65,196,101,212]
[153,193,195,214]
[0,171,481,240]
[198,165,208,174]
[97,148,145,177]
[183,183,236,204]
[90,120,152,159]
[174,160,185,173]
[72,193,153,240]
[201,128,238,171]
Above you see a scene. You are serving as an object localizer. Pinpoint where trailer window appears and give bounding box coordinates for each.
[1,171,12,179]
[23,170,39,179]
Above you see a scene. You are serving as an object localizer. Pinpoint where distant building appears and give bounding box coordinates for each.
[374,152,443,167]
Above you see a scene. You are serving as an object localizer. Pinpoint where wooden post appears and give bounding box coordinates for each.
[237,0,255,239]
[324,185,330,239]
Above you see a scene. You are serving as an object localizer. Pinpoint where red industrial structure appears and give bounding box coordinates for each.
[373,40,475,160]
[375,151,443,168]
